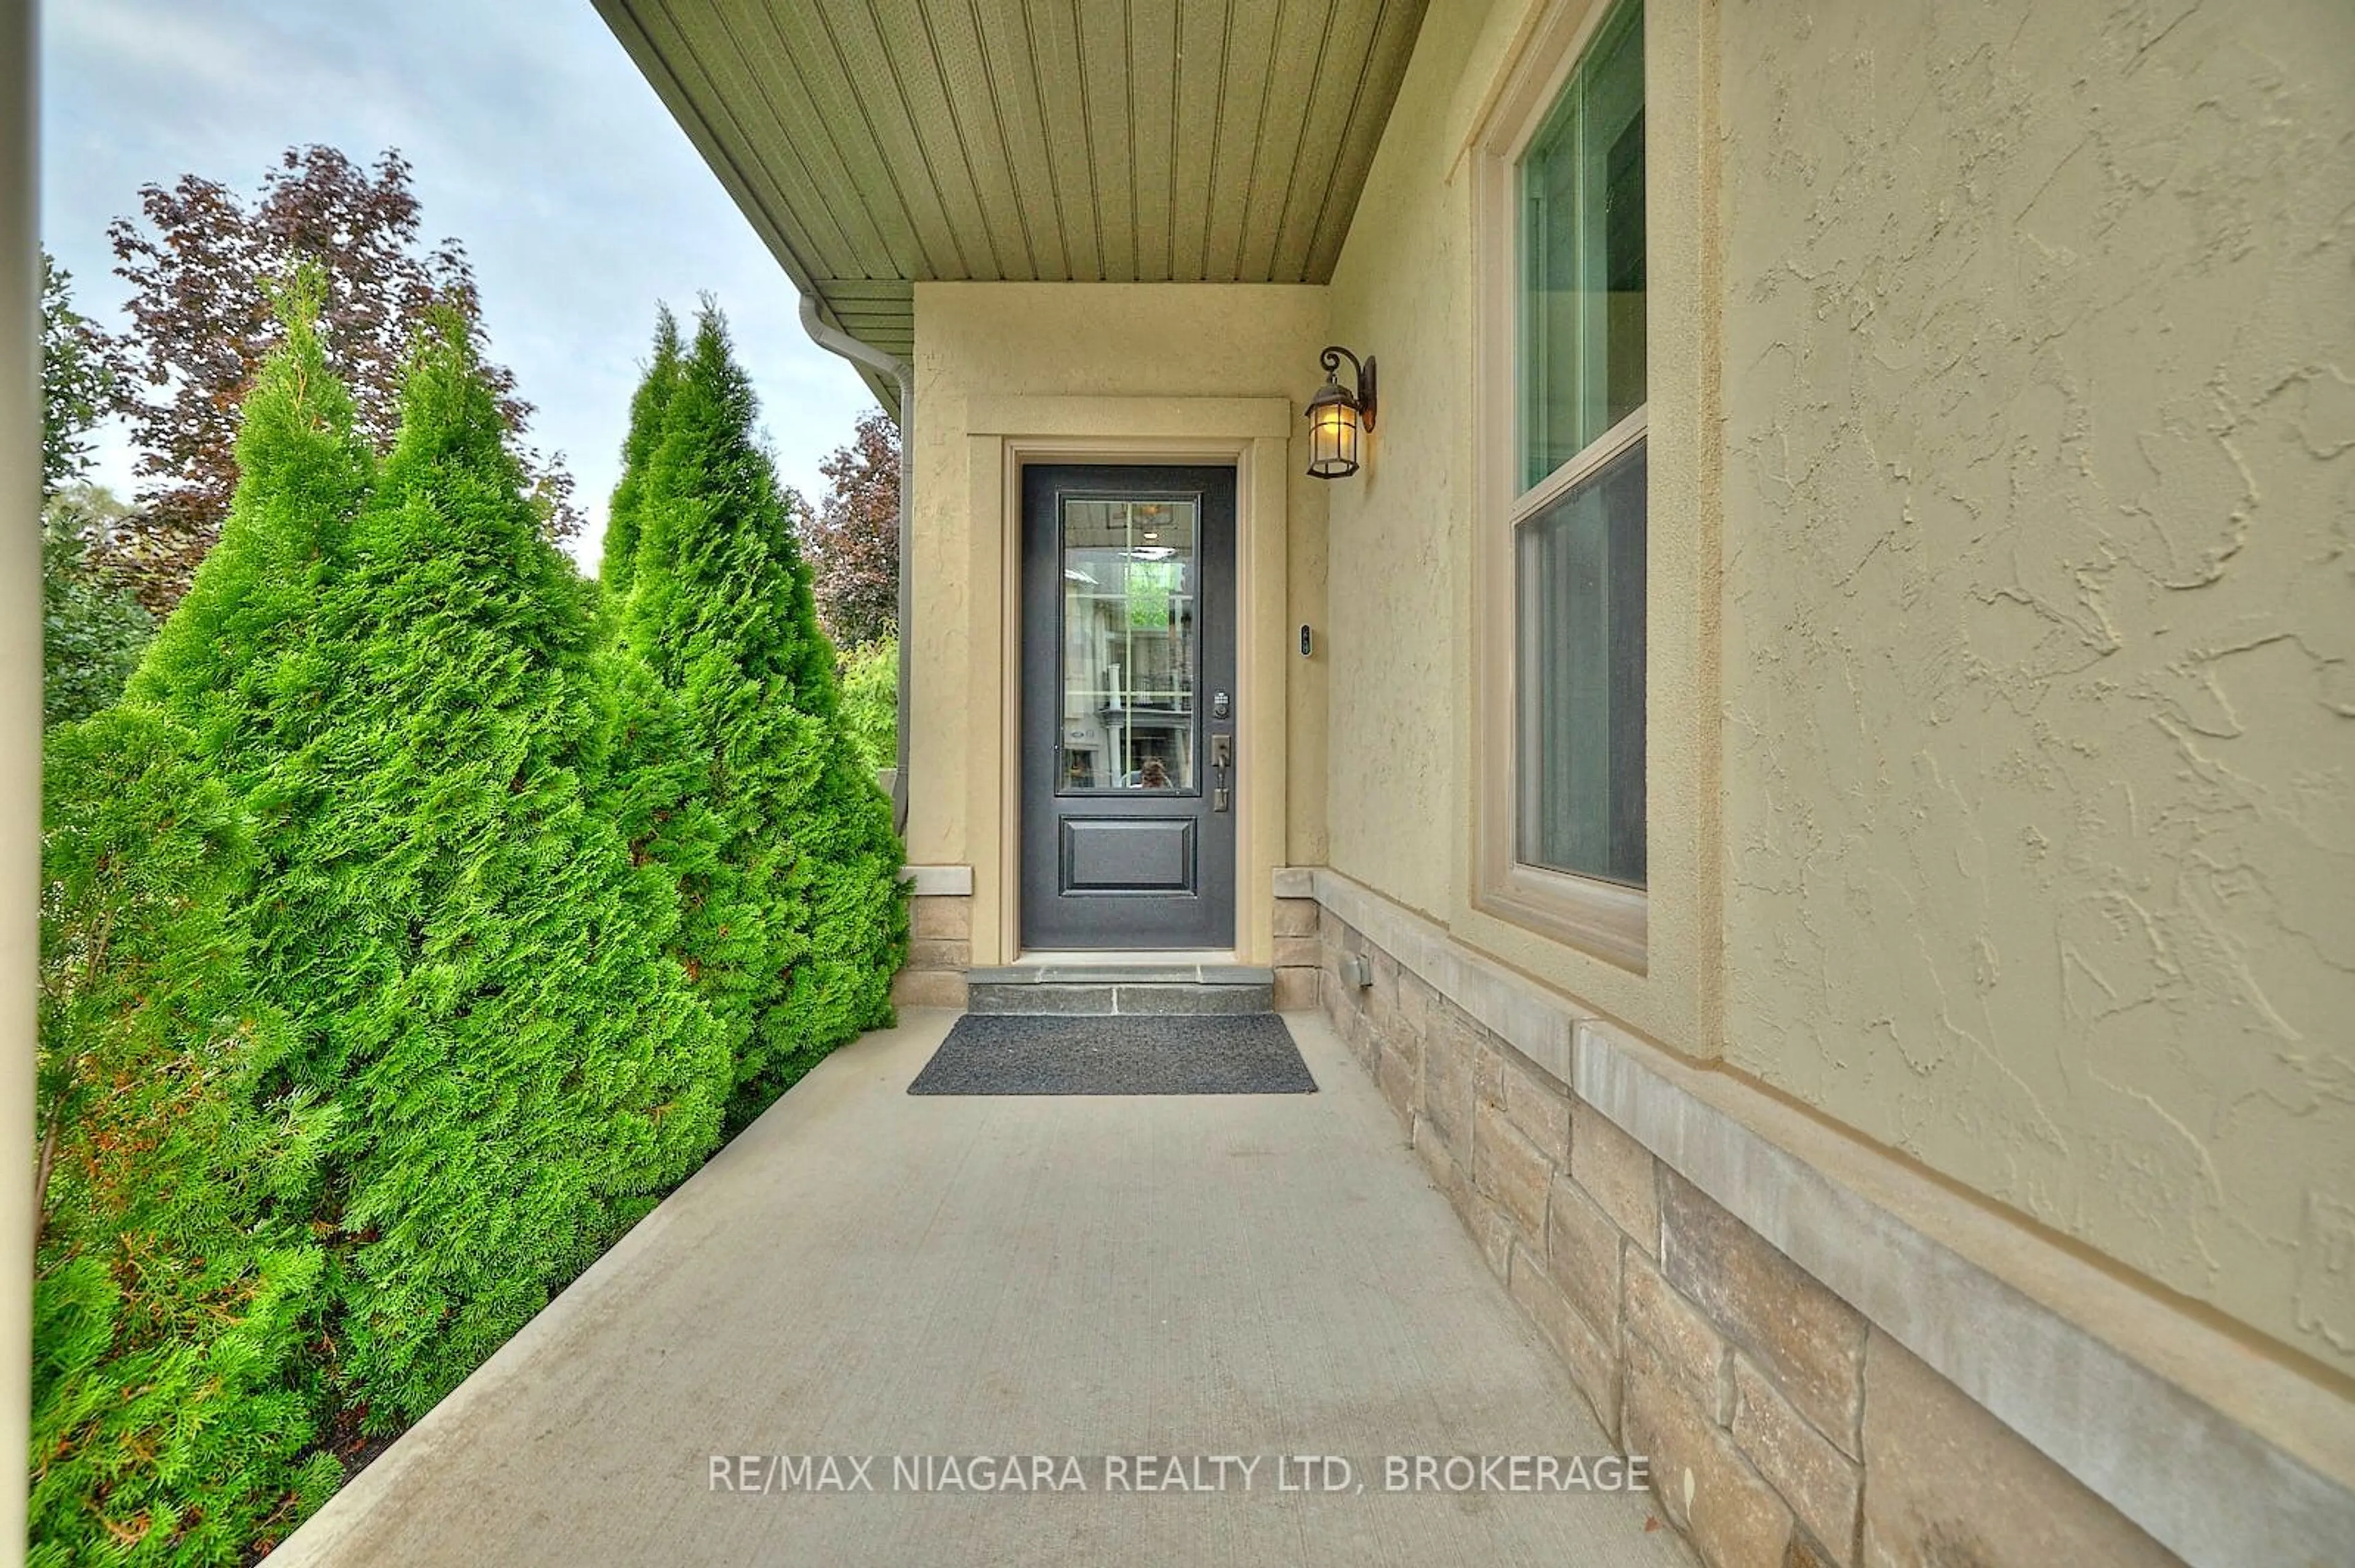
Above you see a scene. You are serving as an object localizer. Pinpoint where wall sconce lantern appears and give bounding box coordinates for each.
[1305,345,1376,479]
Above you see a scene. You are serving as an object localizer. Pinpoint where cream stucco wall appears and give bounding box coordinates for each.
[1716,0,2355,1376]
[1323,0,1721,1052]
[903,0,2351,1377]
[1317,0,1487,930]
[1316,0,2354,1375]
[908,282,1331,963]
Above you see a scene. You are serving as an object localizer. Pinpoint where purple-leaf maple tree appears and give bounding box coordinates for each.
[104,145,578,613]
[806,407,900,649]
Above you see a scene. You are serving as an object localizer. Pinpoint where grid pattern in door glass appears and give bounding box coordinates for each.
[1058,498,1200,792]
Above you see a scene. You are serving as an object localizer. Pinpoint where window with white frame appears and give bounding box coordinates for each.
[1512,0,1645,889]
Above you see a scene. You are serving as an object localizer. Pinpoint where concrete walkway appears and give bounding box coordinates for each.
[270,1010,1693,1567]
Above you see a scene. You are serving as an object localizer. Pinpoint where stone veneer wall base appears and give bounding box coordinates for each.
[1286,865,2353,1568]
[893,871,971,1009]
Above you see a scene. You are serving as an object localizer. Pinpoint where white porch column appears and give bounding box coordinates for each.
[0,0,39,1555]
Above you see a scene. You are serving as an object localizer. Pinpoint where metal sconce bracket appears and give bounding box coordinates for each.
[1319,345,1376,429]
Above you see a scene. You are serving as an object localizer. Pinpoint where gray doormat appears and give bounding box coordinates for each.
[907,1013,1317,1096]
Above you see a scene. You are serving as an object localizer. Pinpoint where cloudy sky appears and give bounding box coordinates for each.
[41,0,878,569]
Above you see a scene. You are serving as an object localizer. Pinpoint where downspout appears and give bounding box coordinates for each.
[798,293,913,837]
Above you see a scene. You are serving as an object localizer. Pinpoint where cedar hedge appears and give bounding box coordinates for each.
[33,709,340,1565]
[602,304,906,1125]
[33,281,904,1560]
[837,635,898,776]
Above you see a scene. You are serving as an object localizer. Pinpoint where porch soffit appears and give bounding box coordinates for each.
[594,0,1430,415]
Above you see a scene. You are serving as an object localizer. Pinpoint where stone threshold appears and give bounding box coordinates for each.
[970,965,1273,986]
[1283,864,2354,1568]
[966,965,1275,1017]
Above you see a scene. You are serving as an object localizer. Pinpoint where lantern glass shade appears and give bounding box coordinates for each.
[1306,385,1361,478]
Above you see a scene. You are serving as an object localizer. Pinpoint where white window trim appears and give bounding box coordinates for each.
[1471,0,1651,974]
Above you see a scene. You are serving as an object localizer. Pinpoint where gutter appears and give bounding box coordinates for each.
[798,294,913,838]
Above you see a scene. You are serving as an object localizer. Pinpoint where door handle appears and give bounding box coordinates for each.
[1211,732,1232,812]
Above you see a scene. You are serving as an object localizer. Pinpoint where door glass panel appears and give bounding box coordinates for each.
[1058,497,1200,792]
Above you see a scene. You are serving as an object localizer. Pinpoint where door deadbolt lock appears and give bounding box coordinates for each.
[1212,691,1230,719]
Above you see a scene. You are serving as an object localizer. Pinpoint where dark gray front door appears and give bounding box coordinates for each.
[1021,464,1237,950]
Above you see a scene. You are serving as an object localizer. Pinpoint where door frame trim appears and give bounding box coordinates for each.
[967,396,1292,966]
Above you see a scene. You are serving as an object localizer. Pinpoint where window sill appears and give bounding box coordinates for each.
[1473,862,1648,976]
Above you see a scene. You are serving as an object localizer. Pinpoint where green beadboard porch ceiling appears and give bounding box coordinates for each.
[594,0,1430,413]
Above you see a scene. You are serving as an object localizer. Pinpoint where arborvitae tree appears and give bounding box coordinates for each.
[33,709,339,1566]
[587,305,748,1103]
[250,314,730,1424]
[34,277,363,1562]
[605,305,905,1120]
[597,305,681,600]
[837,635,897,774]
[125,269,375,792]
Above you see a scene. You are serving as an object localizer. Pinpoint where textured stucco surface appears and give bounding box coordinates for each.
[1323,0,1718,1052]
[901,0,2354,1377]
[1320,0,1492,928]
[1717,0,2355,1372]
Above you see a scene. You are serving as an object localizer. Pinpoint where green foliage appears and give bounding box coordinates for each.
[40,251,117,499]
[42,488,155,727]
[838,638,898,774]
[33,281,359,1562]
[603,305,906,1121]
[29,280,905,1559]
[598,305,682,602]
[128,288,730,1428]
[1125,560,1178,629]
[125,267,375,787]
[33,709,339,1566]
[256,315,729,1423]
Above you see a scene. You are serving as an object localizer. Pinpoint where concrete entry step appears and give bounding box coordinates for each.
[965,964,1274,1016]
